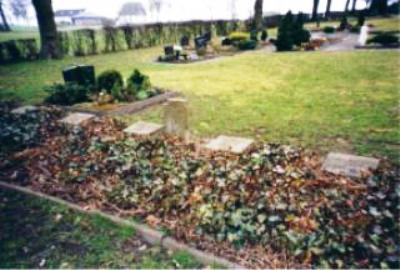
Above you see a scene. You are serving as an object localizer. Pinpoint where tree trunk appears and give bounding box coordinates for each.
[32,0,61,59]
[0,1,11,32]
[325,0,332,19]
[253,0,263,32]
[369,0,388,15]
[312,0,320,21]
[344,0,351,14]
[351,0,357,13]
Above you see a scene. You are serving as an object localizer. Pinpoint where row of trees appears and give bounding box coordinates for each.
[313,0,391,21]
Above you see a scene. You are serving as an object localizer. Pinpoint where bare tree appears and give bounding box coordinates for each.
[253,0,263,32]
[344,0,351,13]
[32,0,61,59]
[325,0,332,18]
[351,0,358,13]
[368,0,388,15]
[312,0,320,21]
[149,0,163,22]
[0,0,11,31]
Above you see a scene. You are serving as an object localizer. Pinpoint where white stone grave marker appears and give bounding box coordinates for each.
[205,135,254,154]
[11,105,38,115]
[59,112,95,126]
[124,121,164,136]
[322,152,380,178]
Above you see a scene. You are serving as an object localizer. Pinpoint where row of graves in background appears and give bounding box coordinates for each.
[158,29,270,64]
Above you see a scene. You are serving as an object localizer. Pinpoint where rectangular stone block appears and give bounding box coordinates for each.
[124,121,164,136]
[59,112,95,126]
[322,152,380,178]
[11,105,38,115]
[164,98,188,137]
[205,135,254,154]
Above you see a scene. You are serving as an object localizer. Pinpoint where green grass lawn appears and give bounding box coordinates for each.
[1,16,399,161]
[1,46,398,160]
[0,188,203,269]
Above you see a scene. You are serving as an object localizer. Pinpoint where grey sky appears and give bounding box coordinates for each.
[5,0,370,25]
[52,0,368,20]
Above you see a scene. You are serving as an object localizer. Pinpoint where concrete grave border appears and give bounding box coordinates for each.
[0,181,243,269]
[68,92,180,117]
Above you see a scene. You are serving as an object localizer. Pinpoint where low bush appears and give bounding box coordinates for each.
[229,32,250,43]
[350,25,361,33]
[237,39,257,50]
[250,30,258,41]
[126,69,152,99]
[367,34,399,46]
[97,70,124,94]
[293,29,311,46]
[44,82,90,105]
[221,38,233,46]
[261,30,268,41]
[323,26,336,34]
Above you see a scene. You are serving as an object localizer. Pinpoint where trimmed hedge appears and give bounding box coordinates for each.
[367,34,399,46]
[0,39,38,63]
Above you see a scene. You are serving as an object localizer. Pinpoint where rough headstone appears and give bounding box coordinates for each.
[63,65,95,86]
[124,121,164,136]
[11,105,38,115]
[164,98,188,136]
[164,45,174,56]
[180,36,190,47]
[59,112,95,126]
[322,152,380,178]
[205,135,254,154]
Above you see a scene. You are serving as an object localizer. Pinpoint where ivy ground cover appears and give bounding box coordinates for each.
[1,104,398,269]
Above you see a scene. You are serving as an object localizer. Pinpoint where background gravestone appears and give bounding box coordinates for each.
[164,98,188,137]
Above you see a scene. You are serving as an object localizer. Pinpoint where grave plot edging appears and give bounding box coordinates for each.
[0,181,244,269]
[66,91,181,117]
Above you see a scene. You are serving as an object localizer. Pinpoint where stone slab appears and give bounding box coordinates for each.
[322,152,380,178]
[205,135,254,154]
[59,112,95,126]
[164,98,188,137]
[124,121,164,136]
[11,105,38,115]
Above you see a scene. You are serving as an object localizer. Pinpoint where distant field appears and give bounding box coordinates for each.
[0,30,39,42]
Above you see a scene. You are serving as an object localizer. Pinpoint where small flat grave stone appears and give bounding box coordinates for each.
[124,121,164,136]
[11,105,38,115]
[59,112,95,126]
[205,135,254,154]
[322,152,380,178]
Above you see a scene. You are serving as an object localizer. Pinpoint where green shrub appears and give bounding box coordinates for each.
[276,11,295,51]
[261,30,268,41]
[250,30,258,41]
[44,82,89,105]
[350,25,361,33]
[126,69,151,97]
[293,13,310,46]
[357,11,366,27]
[237,39,257,50]
[323,26,336,34]
[367,34,400,46]
[97,70,124,94]
[228,32,250,42]
[338,16,349,31]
